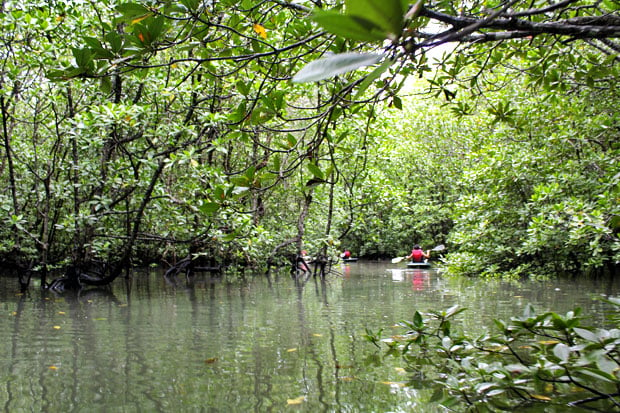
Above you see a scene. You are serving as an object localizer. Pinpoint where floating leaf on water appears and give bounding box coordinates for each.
[381,381,406,387]
[286,396,306,405]
[538,340,560,345]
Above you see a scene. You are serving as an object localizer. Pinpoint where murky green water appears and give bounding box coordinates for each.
[1,262,618,412]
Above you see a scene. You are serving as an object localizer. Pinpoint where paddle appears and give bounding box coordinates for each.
[391,244,445,264]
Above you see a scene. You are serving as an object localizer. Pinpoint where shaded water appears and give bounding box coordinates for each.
[1,262,619,412]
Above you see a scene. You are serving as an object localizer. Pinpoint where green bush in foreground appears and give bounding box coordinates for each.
[366,300,620,412]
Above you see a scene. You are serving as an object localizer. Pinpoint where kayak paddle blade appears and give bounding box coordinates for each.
[391,257,404,264]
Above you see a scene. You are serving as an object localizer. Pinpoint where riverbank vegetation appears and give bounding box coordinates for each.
[0,0,618,288]
[366,298,620,411]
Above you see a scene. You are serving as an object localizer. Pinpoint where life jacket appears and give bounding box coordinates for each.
[411,249,424,262]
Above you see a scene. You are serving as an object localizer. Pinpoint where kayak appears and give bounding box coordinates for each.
[406,261,431,269]
[342,257,358,262]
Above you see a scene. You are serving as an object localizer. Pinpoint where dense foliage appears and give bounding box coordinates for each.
[0,0,618,288]
[366,299,620,411]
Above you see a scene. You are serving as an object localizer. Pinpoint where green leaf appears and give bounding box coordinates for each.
[578,367,617,383]
[553,343,570,362]
[345,0,404,36]
[236,81,250,96]
[444,305,466,318]
[105,32,123,53]
[413,311,423,328]
[147,16,166,42]
[286,134,297,148]
[392,95,403,109]
[293,52,383,83]
[311,10,387,42]
[200,202,220,214]
[307,163,325,180]
[355,58,394,98]
[574,327,599,342]
[72,47,93,69]
[116,3,151,19]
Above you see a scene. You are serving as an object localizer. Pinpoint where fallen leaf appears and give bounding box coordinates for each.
[286,396,306,405]
[312,333,323,337]
[205,358,218,364]
[287,348,297,353]
[49,365,58,370]
[53,326,61,330]
[58,311,66,315]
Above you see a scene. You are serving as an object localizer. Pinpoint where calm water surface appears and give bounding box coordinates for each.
[1,262,619,412]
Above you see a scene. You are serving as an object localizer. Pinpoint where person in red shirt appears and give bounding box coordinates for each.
[406,245,430,262]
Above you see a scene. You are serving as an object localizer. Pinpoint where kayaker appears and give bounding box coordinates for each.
[406,245,430,262]
[341,250,351,259]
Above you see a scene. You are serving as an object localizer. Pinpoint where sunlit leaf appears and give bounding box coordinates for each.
[345,0,404,36]
[553,343,570,362]
[574,327,599,342]
[132,14,150,25]
[287,348,297,352]
[311,10,387,42]
[293,52,383,83]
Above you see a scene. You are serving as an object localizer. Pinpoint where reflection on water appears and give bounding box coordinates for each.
[0,262,618,411]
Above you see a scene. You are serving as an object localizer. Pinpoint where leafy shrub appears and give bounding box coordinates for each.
[366,300,620,411]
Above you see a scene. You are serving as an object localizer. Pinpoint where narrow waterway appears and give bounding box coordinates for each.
[1,262,618,412]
